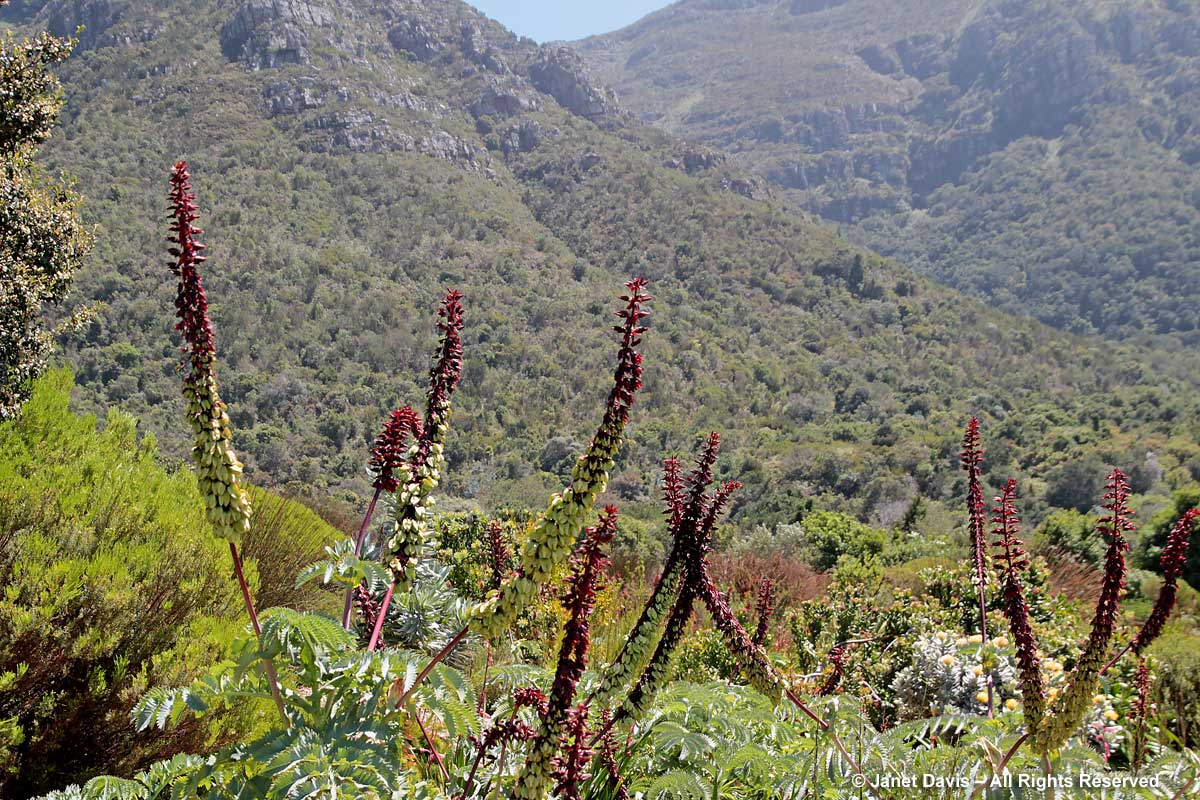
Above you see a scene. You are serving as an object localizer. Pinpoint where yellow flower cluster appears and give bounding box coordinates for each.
[186,362,251,543]
[469,428,619,640]
[386,434,445,592]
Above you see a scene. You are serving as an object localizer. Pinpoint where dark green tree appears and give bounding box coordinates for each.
[0,6,92,419]
[1137,487,1200,591]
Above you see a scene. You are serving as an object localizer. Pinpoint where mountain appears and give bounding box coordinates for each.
[2,0,1198,530]
[574,0,1200,341]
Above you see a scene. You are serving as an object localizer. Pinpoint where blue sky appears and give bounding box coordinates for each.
[466,1,673,43]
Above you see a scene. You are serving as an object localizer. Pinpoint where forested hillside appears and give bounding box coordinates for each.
[576,0,1200,341]
[5,2,1200,798]
[1,0,1198,528]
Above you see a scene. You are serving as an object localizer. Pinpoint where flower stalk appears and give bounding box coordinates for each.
[1104,507,1198,673]
[1035,469,1133,752]
[342,406,422,628]
[1130,657,1151,772]
[961,418,992,716]
[752,578,775,648]
[367,290,464,651]
[991,478,1045,731]
[514,508,618,799]
[167,161,284,723]
[469,280,650,641]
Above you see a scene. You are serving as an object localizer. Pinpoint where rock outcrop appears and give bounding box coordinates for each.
[469,78,541,119]
[219,0,334,68]
[529,47,619,121]
[47,0,143,51]
[388,14,445,61]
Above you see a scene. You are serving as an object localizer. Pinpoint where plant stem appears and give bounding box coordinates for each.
[229,542,288,725]
[486,741,508,800]
[784,689,886,800]
[1100,640,1132,676]
[478,644,492,714]
[413,707,450,781]
[366,583,394,651]
[1169,777,1196,800]
[393,625,470,706]
[1041,752,1053,800]
[342,487,382,629]
[970,732,1031,800]
[460,735,490,798]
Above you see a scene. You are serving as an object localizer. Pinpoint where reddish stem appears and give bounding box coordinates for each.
[784,689,886,800]
[1100,640,1132,676]
[394,625,470,707]
[414,708,450,781]
[230,542,288,724]
[342,487,382,629]
[367,583,395,652]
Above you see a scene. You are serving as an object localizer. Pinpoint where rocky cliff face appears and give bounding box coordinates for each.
[576,0,1200,340]
[218,0,335,67]
[45,0,146,50]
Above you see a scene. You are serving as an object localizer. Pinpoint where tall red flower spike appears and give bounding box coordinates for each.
[990,478,1044,729]
[961,419,990,638]
[1131,507,1197,655]
[1037,468,1134,752]
[381,288,466,598]
[514,508,619,799]
[414,290,464,472]
[962,419,995,712]
[613,435,754,724]
[1104,506,1200,672]
[551,704,592,800]
[168,162,214,369]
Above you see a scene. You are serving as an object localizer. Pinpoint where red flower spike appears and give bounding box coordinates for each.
[551,705,592,800]
[990,479,1045,727]
[603,279,651,429]
[513,686,549,719]
[516,509,618,798]
[414,289,464,472]
[1090,469,1134,646]
[752,578,775,648]
[1129,508,1197,655]
[596,709,630,800]
[662,457,685,535]
[1036,469,1135,752]
[1130,657,1151,771]
[550,507,619,716]
[168,161,216,371]
[369,406,422,492]
[817,645,848,696]
[485,521,513,589]
[961,419,990,630]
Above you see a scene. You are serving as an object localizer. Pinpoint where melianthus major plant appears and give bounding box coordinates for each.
[957,421,1198,775]
[36,165,1200,800]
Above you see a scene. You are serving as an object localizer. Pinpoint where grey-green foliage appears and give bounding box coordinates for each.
[77,608,464,800]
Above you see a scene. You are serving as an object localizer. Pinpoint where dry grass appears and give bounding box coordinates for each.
[1041,546,1104,608]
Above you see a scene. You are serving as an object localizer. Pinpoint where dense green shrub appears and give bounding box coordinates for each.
[1035,508,1104,568]
[779,510,887,572]
[0,371,337,796]
[0,15,93,420]
[1148,629,1200,750]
